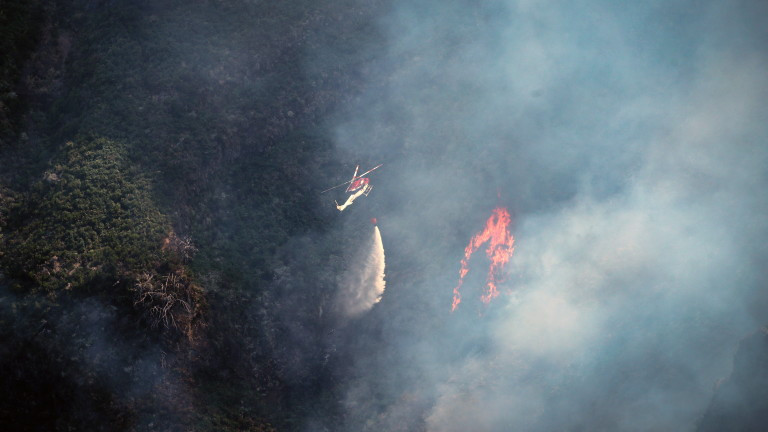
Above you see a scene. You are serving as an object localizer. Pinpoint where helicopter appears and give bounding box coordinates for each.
[322,164,382,211]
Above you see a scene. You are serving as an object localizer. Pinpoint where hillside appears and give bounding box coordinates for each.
[0,0,384,430]
[2,1,768,431]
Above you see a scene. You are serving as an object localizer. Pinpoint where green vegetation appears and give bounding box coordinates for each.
[2,136,167,292]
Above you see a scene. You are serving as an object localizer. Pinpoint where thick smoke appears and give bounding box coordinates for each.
[314,0,768,430]
[336,226,386,317]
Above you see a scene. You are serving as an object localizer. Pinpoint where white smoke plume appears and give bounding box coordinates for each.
[316,1,768,431]
[337,226,386,317]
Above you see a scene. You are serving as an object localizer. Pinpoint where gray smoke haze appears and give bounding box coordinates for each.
[312,0,768,430]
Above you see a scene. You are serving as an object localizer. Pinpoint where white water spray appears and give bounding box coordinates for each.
[338,225,386,317]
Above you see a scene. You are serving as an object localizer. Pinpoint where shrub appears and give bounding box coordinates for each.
[1,136,168,293]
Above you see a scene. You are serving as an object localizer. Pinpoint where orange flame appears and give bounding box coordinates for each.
[452,207,515,311]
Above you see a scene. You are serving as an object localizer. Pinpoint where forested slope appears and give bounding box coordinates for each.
[0,0,385,430]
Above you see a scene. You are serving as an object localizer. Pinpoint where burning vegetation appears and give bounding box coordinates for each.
[452,207,515,311]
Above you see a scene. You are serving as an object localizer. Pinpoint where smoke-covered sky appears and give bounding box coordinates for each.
[313,0,768,430]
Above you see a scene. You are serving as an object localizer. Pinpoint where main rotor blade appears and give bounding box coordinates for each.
[320,164,381,194]
[357,164,382,178]
[321,179,353,193]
